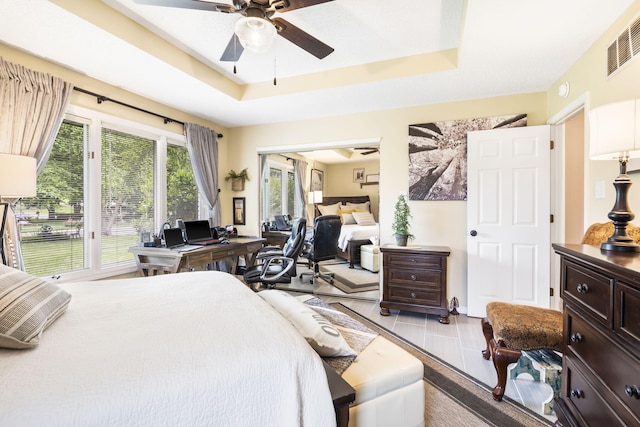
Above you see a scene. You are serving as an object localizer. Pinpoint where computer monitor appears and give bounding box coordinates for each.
[183,220,213,244]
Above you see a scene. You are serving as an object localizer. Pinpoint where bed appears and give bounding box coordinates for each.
[0,267,338,427]
[315,196,379,268]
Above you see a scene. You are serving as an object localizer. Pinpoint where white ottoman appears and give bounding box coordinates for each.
[360,245,380,272]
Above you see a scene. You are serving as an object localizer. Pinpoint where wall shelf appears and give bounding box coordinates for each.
[360,182,379,188]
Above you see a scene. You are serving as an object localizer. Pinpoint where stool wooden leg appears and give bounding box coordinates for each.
[481,317,493,360]
[490,339,521,401]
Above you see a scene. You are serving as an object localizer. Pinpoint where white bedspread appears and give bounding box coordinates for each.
[337,223,379,251]
[0,271,336,427]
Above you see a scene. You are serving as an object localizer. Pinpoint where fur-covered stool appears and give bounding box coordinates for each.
[481,302,563,402]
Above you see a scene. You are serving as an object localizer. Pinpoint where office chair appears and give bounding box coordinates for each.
[243,218,306,289]
[300,215,342,285]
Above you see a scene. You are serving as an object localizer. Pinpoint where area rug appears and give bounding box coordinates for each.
[319,262,379,293]
[332,303,552,427]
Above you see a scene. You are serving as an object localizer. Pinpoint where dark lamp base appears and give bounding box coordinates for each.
[601,241,640,252]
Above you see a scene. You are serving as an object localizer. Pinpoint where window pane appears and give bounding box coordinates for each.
[269,167,282,218]
[287,171,295,216]
[101,128,154,266]
[18,119,86,276]
[167,144,198,223]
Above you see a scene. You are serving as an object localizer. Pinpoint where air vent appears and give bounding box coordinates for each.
[607,14,640,77]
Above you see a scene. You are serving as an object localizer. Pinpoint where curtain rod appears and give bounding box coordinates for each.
[73,87,223,138]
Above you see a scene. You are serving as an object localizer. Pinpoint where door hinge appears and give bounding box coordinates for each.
[550,140,554,150]
[550,288,554,297]
[91,231,95,239]
[550,214,554,223]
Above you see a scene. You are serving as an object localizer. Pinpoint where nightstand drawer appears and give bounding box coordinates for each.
[386,268,442,286]
[615,282,640,352]
[384,253,444,269]
[387,286,440,306]
[563,260,612,326]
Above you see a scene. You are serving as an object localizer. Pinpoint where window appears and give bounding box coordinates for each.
[265,161,295,220]
[16,106,197,279]
[17,119,87,276]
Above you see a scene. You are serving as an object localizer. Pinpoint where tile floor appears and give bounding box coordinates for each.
[265,261,557,424]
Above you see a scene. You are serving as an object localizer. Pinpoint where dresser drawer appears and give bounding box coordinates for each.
[386,285,440,306]
[563,260,612,326]
[615,282,640,352]
[566,308,640,420]
[384,252,444,269]
[563,358,626,426]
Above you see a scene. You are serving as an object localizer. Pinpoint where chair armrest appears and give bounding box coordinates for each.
[260,256,294,281]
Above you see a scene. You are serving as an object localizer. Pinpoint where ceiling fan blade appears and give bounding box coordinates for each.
[220,33,244,62]
[272,17,334,59]
[360,149,378,155]
[133,0,235,13]
[272,0,334,12]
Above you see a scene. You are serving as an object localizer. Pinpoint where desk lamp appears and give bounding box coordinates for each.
[589,99,640,252]
[0,154,37,265]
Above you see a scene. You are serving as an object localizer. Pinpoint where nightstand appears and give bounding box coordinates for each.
[380,245,451,324]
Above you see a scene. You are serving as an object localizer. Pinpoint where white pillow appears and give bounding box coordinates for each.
[341,213,356,225]
[352,211,376,226]
[346,201,370,212]
[0,264,72,349]
[258,290,356,357]
[317,202,343,216]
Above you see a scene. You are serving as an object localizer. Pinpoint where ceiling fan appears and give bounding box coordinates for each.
[133,0,335,62]
[354,147,379,156]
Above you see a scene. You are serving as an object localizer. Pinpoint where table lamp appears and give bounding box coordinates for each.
[0,154,37,265]
[589,99,640,252]
[307,190,323,205]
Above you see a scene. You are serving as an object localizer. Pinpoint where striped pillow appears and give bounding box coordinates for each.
[0,264,71,349]
[352,211,376,226]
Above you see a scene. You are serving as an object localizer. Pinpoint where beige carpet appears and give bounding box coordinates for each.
[319,262,379,293]
[333,304,552,427]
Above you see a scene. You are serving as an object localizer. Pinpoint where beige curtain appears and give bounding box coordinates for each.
[0,57,73,269]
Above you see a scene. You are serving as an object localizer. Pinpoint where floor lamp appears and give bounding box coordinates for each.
[0,154,37,265]
[589,99,640,252]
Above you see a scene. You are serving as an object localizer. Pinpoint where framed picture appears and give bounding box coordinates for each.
[366,174,379,183]
[353,168,365,183]
[311,169,324,191]
[233,197,246,225]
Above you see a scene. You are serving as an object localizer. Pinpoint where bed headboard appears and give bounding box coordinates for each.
[314,195,370,218]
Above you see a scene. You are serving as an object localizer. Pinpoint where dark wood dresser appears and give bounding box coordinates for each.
[379,245,450,324]
[553,243,640,426]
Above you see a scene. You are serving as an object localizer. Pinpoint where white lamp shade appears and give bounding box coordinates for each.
[0,154,37,198]
[589,99,640,160]
[234,17,276,53]
[308,190,323,204]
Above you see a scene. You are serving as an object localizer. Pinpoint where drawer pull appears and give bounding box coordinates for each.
[624,385,640,399]
[410,274,417,281]
[570,389,584,399]
[570,333,583,343]
[410,292,417,299]
[576,283,589,294]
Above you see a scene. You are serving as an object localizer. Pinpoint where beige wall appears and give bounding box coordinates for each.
[564,111,585,243]
[3,0,640,311]
[325,160,380,221]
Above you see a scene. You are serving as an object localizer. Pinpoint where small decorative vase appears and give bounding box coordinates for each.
[395,234,408,246]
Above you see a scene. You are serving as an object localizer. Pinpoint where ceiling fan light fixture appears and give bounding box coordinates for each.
[234,17,276,53]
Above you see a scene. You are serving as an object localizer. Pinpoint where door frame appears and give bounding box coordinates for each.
[547,93,589,310]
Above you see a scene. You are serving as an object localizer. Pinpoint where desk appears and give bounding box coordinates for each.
[262,230,291,248]
[129,237,265,276]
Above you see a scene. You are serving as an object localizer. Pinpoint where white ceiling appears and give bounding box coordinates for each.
[0,0,634,129]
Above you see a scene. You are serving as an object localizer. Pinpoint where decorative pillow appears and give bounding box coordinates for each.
[0,264,72,349]
[337,208,356,224]
[352,211,376,226]
[346,201,371,212]
[258,289,356,357]
[317,202,343,216]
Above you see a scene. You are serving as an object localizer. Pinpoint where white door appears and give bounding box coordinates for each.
[467,125,551,318]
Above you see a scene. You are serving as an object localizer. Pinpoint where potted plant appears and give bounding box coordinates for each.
[225,168,250,191]
[392,194,414,246]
